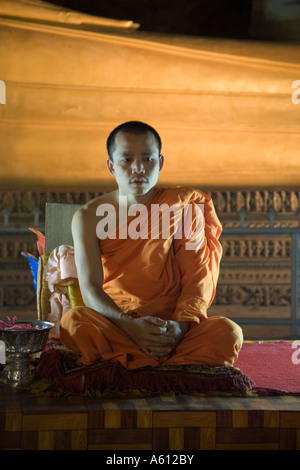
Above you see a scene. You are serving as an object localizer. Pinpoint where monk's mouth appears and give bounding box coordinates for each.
[131,180,147,185]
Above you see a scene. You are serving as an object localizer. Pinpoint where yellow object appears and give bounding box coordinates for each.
[37,254,50,321]
[68,284,84,308]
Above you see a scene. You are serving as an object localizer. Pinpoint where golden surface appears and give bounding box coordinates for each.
[1,1,300,188]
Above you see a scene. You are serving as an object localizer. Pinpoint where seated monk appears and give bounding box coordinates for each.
[60,121,243,369]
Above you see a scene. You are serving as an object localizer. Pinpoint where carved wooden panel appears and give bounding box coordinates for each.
[0,188,299,339]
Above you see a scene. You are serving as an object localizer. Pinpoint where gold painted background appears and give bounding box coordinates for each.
[0,0,300,189]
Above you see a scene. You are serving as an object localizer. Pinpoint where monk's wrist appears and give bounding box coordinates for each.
[180,321,190,335]
[111,310,133,332]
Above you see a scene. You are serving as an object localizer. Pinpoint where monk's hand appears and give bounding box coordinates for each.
[163,320,190,353]
[143,319,190,359]
[122,315,176,359]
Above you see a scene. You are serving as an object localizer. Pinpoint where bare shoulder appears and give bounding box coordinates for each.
[72,190,118,233]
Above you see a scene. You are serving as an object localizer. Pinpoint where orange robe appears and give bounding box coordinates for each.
[60,187,243,368]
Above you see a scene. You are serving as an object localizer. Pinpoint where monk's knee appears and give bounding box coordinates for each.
[60,306,81,328]
[199,316,243,364]
[219,317,243,361]
[60,306,95,338]
[61,305,99,327]
[209,316,243,347]
[216,317,243,345]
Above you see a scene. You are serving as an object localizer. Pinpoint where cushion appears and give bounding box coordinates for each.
[37,245,84,336]
[35,347,254,397]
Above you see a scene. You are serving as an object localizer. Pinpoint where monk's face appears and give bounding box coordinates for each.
[107,131,164,199]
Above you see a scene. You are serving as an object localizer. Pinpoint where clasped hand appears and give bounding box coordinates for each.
[124,315,189,360]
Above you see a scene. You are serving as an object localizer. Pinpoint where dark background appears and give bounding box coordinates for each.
[48,0,253,39]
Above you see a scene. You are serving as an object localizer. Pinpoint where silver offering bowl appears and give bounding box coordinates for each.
[0,320,54,387]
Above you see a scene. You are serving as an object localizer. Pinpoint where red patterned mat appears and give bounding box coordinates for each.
[235,340,300,395]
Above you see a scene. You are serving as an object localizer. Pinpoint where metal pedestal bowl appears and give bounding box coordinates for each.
[0,320,54,387]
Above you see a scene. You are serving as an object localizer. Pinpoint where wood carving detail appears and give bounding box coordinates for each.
[0,189,299,311]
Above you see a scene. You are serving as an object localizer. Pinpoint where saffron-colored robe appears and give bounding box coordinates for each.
[60,187,243,368]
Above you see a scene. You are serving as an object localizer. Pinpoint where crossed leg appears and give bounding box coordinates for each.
[60,306,243,369]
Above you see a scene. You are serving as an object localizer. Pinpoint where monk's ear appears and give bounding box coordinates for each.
[159,154,165,172]
[106,158,115,175]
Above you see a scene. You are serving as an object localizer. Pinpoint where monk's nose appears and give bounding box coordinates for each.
[132,160,145,174]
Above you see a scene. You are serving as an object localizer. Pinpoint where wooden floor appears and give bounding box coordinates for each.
[1,383,300,450]
[1,309,300,450]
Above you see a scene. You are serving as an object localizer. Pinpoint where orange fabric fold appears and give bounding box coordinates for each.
[99,187,223,323]
[60,308,243,368]
[60,186,243,367]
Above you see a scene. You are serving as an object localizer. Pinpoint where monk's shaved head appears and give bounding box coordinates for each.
[106,121,162,161]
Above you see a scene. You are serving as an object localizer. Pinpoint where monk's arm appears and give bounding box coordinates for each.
[71,207,174,357]
[173,193,223,324]
[72,208,126,324]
